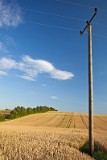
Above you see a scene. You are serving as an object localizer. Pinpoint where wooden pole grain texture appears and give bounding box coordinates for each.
[88,24,94,157]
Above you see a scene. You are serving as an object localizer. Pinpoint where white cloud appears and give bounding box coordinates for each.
[51,96,59,99]
[22,55,54,72]
[51,69,74,80]
[0,42,8,53]
[21,75,35,81]
[0,55,74,81]
[0,0,22,27]
[0,57,16,69]
[0,70,8,76]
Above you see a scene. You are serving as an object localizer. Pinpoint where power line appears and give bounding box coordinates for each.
[94,22,107,27]
[23,8,85,22]
[93,33,107,39]
[25,21,80,32]
[56,0,94,9]
[25,21,107,38]
[23,8,107,28]
[55,0,107,13]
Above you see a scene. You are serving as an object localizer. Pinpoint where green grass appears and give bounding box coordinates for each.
[0,110,5,112]
[80,141,107,160]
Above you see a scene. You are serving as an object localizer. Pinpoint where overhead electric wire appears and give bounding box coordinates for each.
[93,33,107,39]
[23,8,107,28]
[23,4,107,38]
[56,0,94,9]
[55,0,107,13]
[23,8,85,22]
[25,21,107,38]
[25,21,80,32]
[94,22,107,27]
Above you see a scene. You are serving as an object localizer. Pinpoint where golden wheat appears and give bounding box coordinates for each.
[0,112,106,160]
[0,125,93,160]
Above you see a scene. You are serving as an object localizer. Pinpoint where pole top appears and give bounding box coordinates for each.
[80,8,97,35]
[95,8,97,13]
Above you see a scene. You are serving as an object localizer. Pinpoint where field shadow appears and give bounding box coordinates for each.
[80,141,107,160]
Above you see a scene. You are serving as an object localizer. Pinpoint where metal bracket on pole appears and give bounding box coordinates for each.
[80,8,97,35]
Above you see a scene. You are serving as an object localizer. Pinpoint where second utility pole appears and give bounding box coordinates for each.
[80,8,97,156]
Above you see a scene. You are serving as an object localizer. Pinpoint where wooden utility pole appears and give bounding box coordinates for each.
[80,8,97,157]
[88,24,94,156]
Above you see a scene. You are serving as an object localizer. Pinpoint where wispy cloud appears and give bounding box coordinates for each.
[0,0,22,27]
[4,35,16,46]
[0,57,16,69]
[0,55,74,81]
[21,75,35,81]
[0,70,8,76]
[42,84,47,87]
[0,42,9,53]
[51,96,59,99]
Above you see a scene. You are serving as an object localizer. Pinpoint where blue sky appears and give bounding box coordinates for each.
[0,0,107,114]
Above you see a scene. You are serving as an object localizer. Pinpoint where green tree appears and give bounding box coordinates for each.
[27,107,33,114]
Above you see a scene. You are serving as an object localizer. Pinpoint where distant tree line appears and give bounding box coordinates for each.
[0,106,57,121]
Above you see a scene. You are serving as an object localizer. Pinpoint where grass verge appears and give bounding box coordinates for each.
[80,141,107,160]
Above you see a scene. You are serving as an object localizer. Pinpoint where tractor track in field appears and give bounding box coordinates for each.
[66,115,73,128]
[80,114,105,131]
[80,114,106,131]
[56,115,66,127]
[73,115,75,128]
[80,114,88,129]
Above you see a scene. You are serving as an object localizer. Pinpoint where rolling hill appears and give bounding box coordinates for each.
[1,111,107,130]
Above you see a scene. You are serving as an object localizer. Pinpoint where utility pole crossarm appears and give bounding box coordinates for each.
[80,8,97,35]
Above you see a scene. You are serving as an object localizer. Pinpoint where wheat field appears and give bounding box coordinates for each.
[0,112,107,160]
